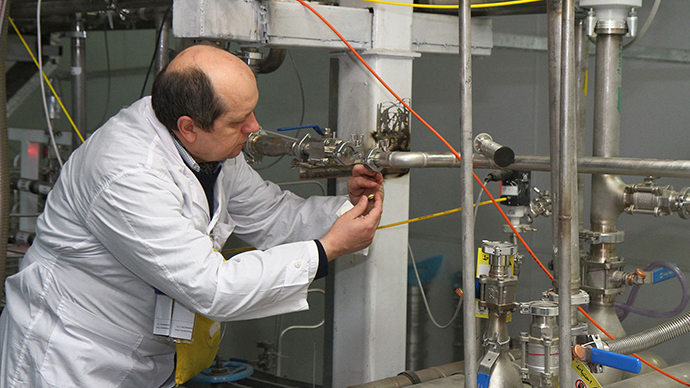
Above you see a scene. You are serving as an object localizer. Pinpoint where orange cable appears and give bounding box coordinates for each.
[296,1,689,385]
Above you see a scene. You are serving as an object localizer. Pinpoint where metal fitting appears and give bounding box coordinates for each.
[474,133,515,168]
[624,177,690,219]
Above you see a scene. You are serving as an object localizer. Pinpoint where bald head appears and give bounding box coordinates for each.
[151,43,259,133]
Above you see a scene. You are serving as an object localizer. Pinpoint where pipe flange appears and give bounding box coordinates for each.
[579,229,625,244]
[362,147,384,172]
[474,133,493,153]
[522,301,559,317]
[595,19,628,35]
[678,187,690,219]
[542,289,590,306]
[332,141,358,166]
[481,240,517,257]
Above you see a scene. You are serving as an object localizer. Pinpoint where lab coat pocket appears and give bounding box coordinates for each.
[39,299,144,388]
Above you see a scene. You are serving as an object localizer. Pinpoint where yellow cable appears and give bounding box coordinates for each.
[359,0,542,9]
[9,17,85,143]
[221,197,508,253]
[377,197,507,230]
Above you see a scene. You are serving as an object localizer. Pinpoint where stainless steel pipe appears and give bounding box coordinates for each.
[71,13,86,149]
[459,1,476,386]
[365,152,690,178]
[557,1,577,386]
[154,9,171,75]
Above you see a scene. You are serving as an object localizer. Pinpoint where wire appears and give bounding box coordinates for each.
[36,0,63,167]
[222,198,506,254]
[473,181,489,228]
[377,198,506,230]
[296,2,689,385]
[409,243,462,329]
[9,17,85,144]
[624,0,661,49]
[140,6,171,99]
[359,0,542,9]
[97,29,112,128]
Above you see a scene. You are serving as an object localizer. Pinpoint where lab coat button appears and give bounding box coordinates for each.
[294,261,302,268]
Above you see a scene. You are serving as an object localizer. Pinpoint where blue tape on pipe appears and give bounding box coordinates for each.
[590,348,641,374]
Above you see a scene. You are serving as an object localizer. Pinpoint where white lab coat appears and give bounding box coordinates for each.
[0,97,348,388]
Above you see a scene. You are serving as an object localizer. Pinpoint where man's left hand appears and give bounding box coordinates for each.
[347,165,384,212]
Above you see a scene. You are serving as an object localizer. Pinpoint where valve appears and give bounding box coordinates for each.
[572,341,641,375]
[244,126,361,167]
[623,177,690,219]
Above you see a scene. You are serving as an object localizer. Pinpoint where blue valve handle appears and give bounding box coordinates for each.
[277,125,324,135]
[590,348,641,374]
[652,267,677,284]
[477,372,491,388]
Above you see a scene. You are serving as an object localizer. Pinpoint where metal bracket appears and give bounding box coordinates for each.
[579,230,625,244]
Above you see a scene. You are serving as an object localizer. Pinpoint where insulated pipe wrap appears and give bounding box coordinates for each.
[606,311,690,355]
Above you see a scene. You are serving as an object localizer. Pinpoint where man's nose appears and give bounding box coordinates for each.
[244,113,261,134]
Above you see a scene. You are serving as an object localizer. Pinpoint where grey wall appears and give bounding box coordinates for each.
[9,0,690,385]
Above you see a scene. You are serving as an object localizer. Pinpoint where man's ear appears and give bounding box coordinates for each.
[176,116,197,144]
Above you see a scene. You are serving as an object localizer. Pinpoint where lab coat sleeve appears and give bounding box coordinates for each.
[223,157,349,249]
[85,167,320,321]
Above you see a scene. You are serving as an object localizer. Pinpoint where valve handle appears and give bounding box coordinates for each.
[477,372,491,388]
[277,125,324,135]
[652,267,677,284]
[590,348,641,374]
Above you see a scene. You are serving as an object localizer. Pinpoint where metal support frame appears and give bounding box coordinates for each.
[459,1,476,387]
[556,2,578,387]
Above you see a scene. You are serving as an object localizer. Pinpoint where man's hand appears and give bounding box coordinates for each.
[347,165,384,214]
[320,192,383,261]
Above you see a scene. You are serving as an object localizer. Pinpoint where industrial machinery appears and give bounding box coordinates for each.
[3,0,690,387]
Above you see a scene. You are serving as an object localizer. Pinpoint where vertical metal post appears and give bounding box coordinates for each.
[575,18,588,229]
[547,0,562,285]
[154,9,171,75]
[459,1,476,387]
[558,1,578,387]
[70,13,86,150]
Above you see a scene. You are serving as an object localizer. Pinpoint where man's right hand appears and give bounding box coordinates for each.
[319,192,383,261]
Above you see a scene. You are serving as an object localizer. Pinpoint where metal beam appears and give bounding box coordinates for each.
[173,0,493,55]
[494,32,690,64]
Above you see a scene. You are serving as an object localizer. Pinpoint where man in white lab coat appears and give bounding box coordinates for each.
[0,43,383,387]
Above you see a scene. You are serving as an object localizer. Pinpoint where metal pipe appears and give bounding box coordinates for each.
[365,152,690,178]
[459,1,476,386]
[605,311,690,355]
[70,13,86,149]
[575,17,588,229]
[258,49,287,74]
[0,0,11,308]
[547,0,562,302]
[557,1,577,386]
[349,361,465,388]
[587,24,628,387]
[153,9,171,75]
